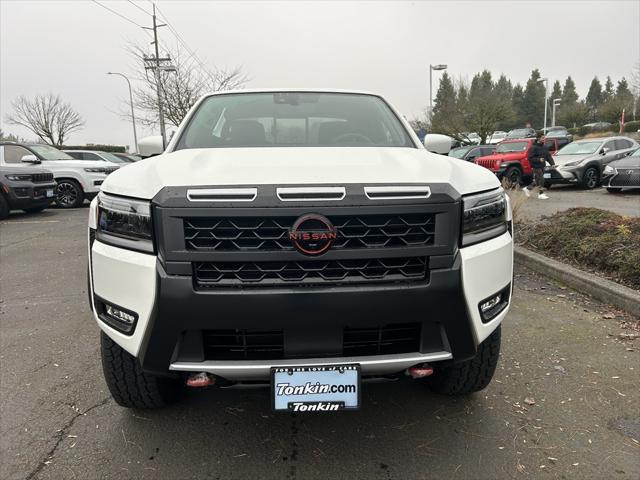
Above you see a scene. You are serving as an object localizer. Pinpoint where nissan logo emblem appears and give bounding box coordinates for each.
[288,214,337,256]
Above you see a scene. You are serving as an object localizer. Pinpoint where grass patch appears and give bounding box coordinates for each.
[516,208,640,289]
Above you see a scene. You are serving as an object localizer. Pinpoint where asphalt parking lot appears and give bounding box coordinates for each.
[1,207,639,480]
[519,186,639,220]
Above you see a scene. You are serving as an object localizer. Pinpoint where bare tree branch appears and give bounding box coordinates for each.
[5,93,84,145]
[125,42,248,128]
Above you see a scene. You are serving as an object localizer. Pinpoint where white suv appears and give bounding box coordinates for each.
[0,142,119,208]
[63,149,132,166]
[88,90,513,411]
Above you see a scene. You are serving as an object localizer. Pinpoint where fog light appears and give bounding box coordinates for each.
[478,285,511,323]
[96,297,138,335]
[480,295,502,313]
[106,304,136,325]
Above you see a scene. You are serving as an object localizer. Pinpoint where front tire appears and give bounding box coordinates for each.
[428,325,501,395]
[55,179,84,208]
[101,332,183,409]
[581,167,599,190]
[504,166,522,187]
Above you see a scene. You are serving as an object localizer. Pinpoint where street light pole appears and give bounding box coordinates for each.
[107,72,138,152]
[552,98,561,127]
[538,77,549,133]
[429,64,448,119]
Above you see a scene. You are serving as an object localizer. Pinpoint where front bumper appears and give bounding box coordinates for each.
[544,166,580,184]
[3,181,56,210]
[89,232,513,380]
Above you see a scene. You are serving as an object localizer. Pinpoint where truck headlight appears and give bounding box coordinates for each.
[461,188,508,247]
[85,167,108,173]
[97,193,154,253]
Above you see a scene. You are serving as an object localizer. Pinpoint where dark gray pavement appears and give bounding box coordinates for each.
[1,207,639,480]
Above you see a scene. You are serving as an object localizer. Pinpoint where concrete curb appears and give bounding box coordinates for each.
[514,246,640,317]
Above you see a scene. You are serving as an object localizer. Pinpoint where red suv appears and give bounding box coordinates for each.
[474,138,558,185]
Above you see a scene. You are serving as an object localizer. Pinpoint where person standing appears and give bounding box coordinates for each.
[523,134,555,199]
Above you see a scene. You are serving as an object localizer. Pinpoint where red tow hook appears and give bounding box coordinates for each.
[186,372,215,388]
[406,364,434,379]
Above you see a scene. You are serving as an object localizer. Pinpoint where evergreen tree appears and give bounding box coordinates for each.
[586,77,603,111]
[511,84,526,127]
[522,69,545,128]
[550,80,562,101]
[431,72,456,116]
[604,76,615,101]
[561,76,579,105]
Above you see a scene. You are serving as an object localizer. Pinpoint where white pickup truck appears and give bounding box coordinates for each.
[88,89,513,411]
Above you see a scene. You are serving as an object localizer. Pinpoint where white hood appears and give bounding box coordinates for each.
[101,147,500,199]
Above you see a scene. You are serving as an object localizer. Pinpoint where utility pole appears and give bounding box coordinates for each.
[142,3,175,150]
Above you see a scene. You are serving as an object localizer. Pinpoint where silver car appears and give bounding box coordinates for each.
[544,136,639,189]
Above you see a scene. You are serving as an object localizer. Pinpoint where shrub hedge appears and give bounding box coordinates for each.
[517,208,640,289]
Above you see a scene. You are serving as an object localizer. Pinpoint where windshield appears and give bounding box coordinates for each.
[496,141,528,153]
[546,130,567,137]
[491,133,506,138]
[29,145,74,160]
[631,147,640,157]
[175,92,414,150]
[448,147,472,158]
[556,141,601,155]
[99,152,128,163]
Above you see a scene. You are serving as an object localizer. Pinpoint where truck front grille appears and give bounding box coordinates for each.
[184,213,436,251]
[194,257,427,288]
[475,158,496,169]
[202,323,421,360]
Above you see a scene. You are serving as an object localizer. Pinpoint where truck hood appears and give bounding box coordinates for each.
[101,147,500,199]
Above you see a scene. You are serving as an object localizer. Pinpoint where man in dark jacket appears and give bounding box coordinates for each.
[524,134,555,199]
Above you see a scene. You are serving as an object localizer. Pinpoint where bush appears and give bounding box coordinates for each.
[517,208,640,289]
[624,120,640,133]
[61,144,127,153]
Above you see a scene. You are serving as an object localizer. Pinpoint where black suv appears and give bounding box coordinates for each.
[0,166,57,219]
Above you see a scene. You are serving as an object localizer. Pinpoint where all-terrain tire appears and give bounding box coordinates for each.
[428,325,501,395]
[100,332,183,409]
[0,194,9,220]
[504,166,522,187]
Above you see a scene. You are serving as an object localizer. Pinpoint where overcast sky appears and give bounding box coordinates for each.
[1,0,639,149]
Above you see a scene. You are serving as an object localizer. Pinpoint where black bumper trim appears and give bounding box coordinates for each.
[137,253,478,375]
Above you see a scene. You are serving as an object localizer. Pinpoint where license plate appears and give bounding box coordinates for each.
[46,189,54,197]
[543,173,551,178]
[271,364,360,412]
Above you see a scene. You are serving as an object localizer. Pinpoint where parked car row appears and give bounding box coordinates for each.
[0,142,136,219]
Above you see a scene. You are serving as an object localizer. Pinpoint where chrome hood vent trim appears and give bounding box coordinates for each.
[187,188,257,202]
[364,185,431,200]
[276,187,346,201]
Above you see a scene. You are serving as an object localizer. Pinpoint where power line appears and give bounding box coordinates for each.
[89,0,146,29]
[152,3,218,84]
[125,0,152,17]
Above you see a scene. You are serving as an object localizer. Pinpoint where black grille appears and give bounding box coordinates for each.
[202,323,421,360]
[203,329,284,360]
[32,173,54,183]
[610,170,640,187]
[184,214,436,251]
[194,257,427,288]
[343,323,421,356]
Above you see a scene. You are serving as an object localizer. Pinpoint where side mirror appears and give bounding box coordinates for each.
[137,135,164,158]
[21,154,40,164]
[601,147,609,155]
[423,134,453,154]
